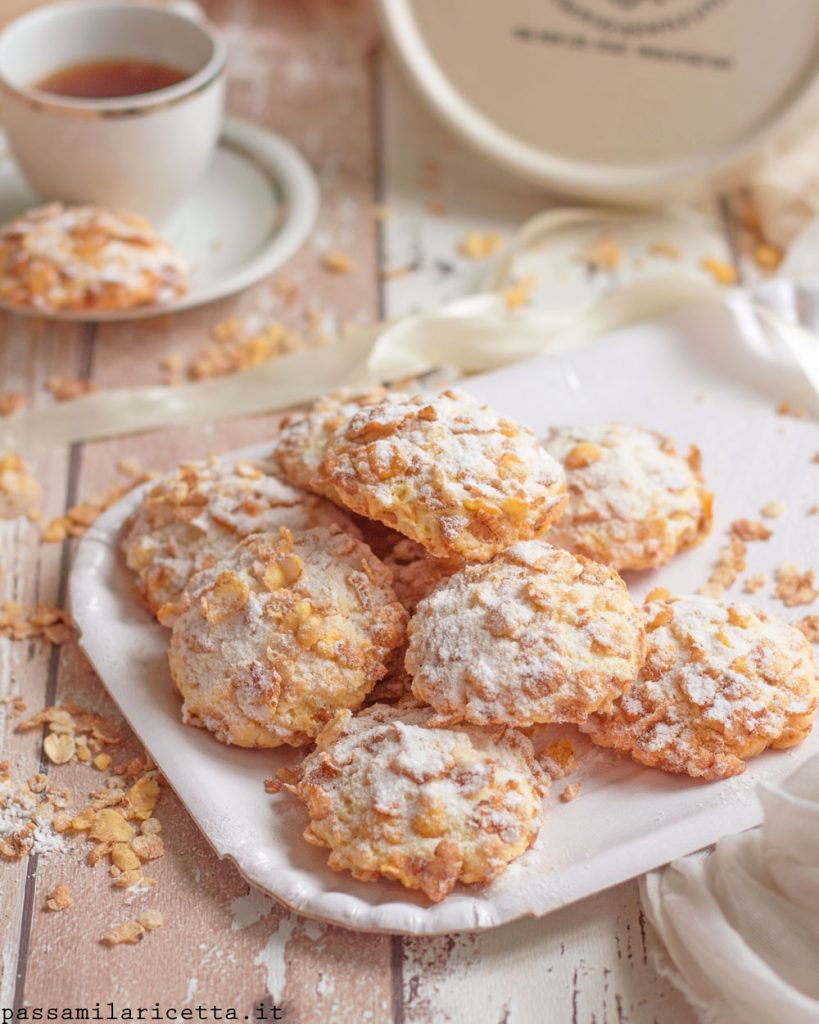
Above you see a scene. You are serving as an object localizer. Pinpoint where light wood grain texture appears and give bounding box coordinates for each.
[0,1,745,1020]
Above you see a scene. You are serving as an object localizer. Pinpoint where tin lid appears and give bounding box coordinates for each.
[378,0,819,202]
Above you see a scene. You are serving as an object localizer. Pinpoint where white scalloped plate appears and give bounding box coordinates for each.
[0,116,318,322]
[70,300,819,934]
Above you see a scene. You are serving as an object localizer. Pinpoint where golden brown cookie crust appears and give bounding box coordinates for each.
[318,389,567,561]
[542,424,713,572]
[121,457,355,625]
[407,541,646,726]
[288,704,547,902]
[167,526,407,748]
[0,203,188,312]
[580,592,819,779]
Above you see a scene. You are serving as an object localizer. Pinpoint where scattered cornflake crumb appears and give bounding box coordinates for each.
[458,232,503,260]
[701,257,738,286]
[159,353,182,373]
[41,467,154,543]
[117,457,144,478]
[191,316,312,380]
[743,573,767,595]
[0,454,40,520]
[761,500,786,519]
[43,732,76,765]
[754,243,783,273]
[795,614,819,643]
[102,918,146,946]
[560,782,581,803]
[0,602,74,644]
[272,277,299,306]
[648,241,681,260]
[730,518,772,541]
[812,453,819,464]
[139,909,163,931]
[320,250,355,275]
[578,234,622,271]
[775,563,818,607]
[538,738,577,780]
[380,264,413,281]
[0,392,25,416]
[46,377,97,401]
[776,400,807,419]
[503,275,536,310]
[702,534,746,594]
[94,753,112,771]
[45,883,73,912]
[808,505,819,517]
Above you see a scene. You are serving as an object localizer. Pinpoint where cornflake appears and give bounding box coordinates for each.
[743,573,767,595]
[701,535,746,594]
[730,519,772,542]
[0,454,40,520]
[42,469,153,542]
[0,603,74,645]
[701,257,738,286]
[761,500,786,519]
[538,738,577,781]
[458,232,503,260]
[45,883,73,912]
[775,563,818,607]
[648,241,681,260]
[320,250,355,275]
[560,782,581,803]
[503,275,536,310]
[579,235,621,271]
[47,377,97,402]
[796,615,819,643]
[0,392,25,417]
[102,919,146,946]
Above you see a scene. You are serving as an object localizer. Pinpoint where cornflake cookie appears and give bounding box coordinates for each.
[0,204,188,313]
[273,389,391,502]
[168,526,406,748]
[580,592,819,780]
[122,457,354,625]
[407,541,646,725]
[542,424,712,571]
[285,704,547,902]
[318,389,566,561]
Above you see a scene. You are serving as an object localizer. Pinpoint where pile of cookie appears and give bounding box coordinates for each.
[120,388,819,902]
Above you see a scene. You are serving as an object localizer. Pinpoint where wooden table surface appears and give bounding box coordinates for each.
[1,1,768,1020]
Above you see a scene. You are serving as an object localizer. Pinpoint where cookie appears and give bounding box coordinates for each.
[122,457,354,625]
[542,424,712,571]
[167,526,407,747]
[286,704,547,902]
[273,389,391,502]
[317,389,567,561]
[407,541,646,726]
[580,592,819,779]
[0,203,188,312]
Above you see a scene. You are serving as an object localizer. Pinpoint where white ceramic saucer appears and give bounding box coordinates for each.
[0,116,319,322]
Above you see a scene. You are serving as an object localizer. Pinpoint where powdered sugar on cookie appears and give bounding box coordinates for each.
[407,541,645,726]
[543,424,712,571]
[581,593,819,779]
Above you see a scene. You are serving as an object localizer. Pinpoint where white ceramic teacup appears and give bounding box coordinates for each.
[0,1,227,219]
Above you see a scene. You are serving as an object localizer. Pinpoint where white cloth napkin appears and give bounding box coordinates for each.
[640,754,819,1024]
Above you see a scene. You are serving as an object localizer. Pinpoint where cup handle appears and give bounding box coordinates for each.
[162,0,207,23]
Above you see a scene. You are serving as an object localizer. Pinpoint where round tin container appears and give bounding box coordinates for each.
[378,0,819,202]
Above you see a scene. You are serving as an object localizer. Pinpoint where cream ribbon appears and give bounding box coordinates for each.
[2,207,818,452]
